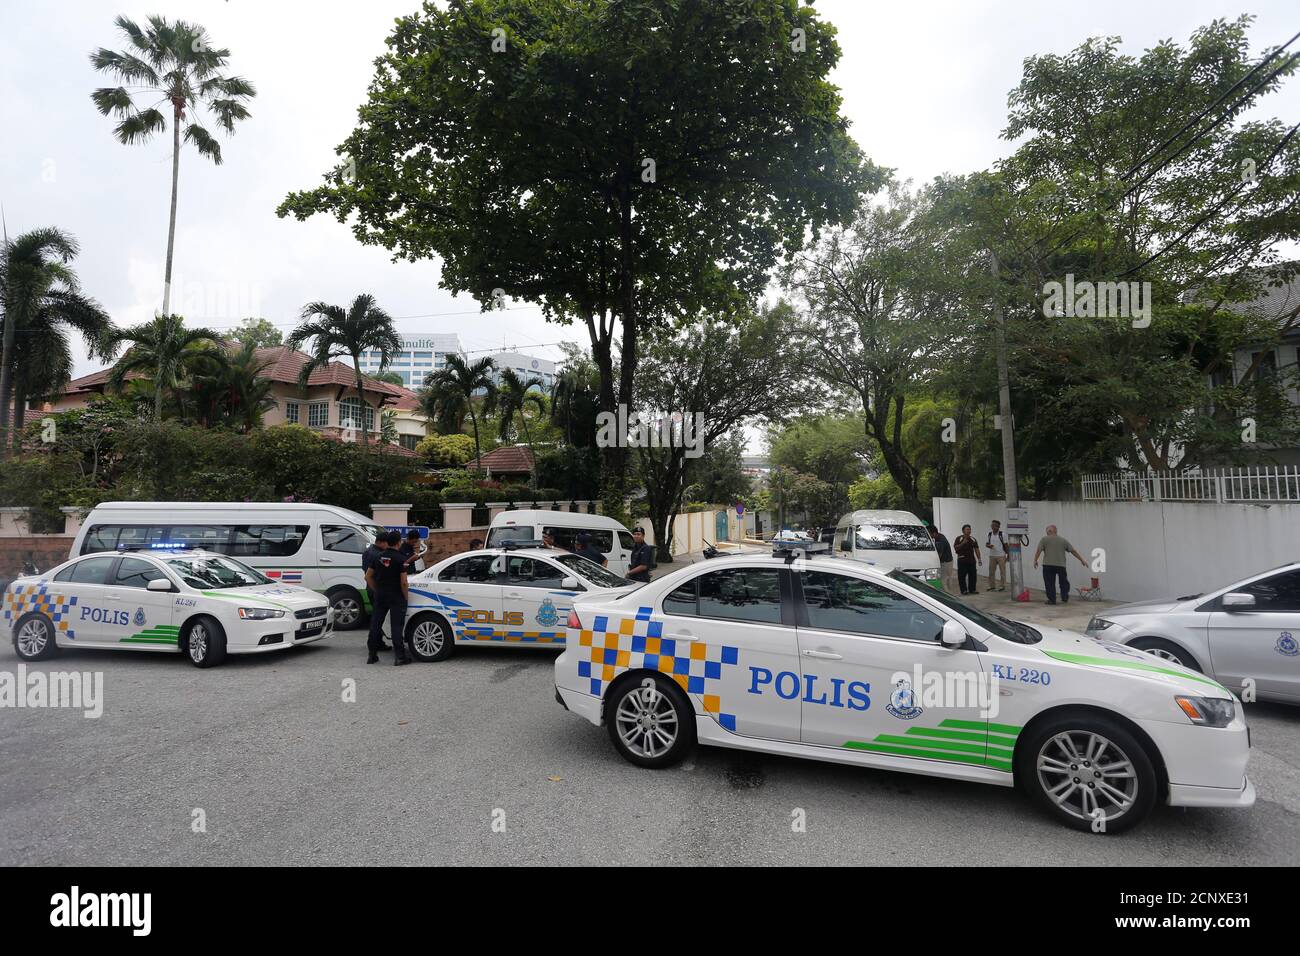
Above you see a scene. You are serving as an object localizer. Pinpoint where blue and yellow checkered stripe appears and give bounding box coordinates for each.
[576,606,741,732]
[2,582,79,639]
[458,626,566,644]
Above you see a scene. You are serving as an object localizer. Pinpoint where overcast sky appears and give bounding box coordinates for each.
[2,0,1297,383]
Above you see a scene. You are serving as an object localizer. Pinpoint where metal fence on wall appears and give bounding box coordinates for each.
[1080,466,1300,503]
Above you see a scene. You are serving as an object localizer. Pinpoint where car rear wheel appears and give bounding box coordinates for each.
[406,613,454,662]
[1130,638,1200,672]
[14,613,57,661]
[1018,714,1157,834]
[606,674,695,768]
[185,616,227,668]
[328,588,366,630]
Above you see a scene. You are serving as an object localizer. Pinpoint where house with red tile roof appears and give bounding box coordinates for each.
[465,444,536,480]
[40,345,428,456]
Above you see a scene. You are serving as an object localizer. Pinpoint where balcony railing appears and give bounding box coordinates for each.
[1080,465,1300,503]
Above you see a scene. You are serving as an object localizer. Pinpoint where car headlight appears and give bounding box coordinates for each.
[1175,696,1235,728]
[1086,616,1113,631]
[925,567,940,577]
[238,607,285,620]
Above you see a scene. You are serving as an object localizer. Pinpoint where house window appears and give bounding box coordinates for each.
[339,397,375,432]
[400,434,420,451]
[308,402,330,428]
[285,401,300,424]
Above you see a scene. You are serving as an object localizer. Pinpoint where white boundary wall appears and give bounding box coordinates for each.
[932,496,1300,603]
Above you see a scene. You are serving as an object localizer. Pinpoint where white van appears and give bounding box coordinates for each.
[70,502,386,630]
[832,509,941,587]
[484,510,634,575]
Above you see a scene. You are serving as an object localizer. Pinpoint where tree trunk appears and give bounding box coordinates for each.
[0,295,21,461]
[162,102,182,316]
[468,403,482,472]
[353,360,370,447]
[10,380,25,454]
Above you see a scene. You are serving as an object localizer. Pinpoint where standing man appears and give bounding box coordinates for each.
[574,531,608,567]
[1033,524,1088,605]
[928,524,956,594]
[985,519,1008,592]
[953,524,982,595]
[400,529,426,573]
[627,527,657,583]
[366,530,411,665]
[361,533,392,650]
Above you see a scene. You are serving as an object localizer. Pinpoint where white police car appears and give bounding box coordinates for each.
[554,544,1254,833]
[4,548,333,668]
[403,544,637,662]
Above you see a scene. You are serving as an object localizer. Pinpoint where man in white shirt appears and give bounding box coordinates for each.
[986,519,1008,592]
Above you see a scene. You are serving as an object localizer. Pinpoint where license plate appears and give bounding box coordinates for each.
[300,621,324,635]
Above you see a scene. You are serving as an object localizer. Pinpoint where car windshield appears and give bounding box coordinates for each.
[555,554,630,588]
[886,569,1038,643]
[855,523,934,552]
[163,555,269,590]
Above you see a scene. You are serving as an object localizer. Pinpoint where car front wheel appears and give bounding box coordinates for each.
[406,613,454,662]
[1130,638,1200,672]
[14,613,57,661]
[328,588,366,630]
[1018,714,1158,834]
[185,616,228,668]
[606,674,695,768]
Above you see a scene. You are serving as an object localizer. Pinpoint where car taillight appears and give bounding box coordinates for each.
[567,609,582,629]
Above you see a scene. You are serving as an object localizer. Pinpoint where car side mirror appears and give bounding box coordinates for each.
[1222,592,1256,610]
[940,620,967,648]
[561,576,579,590]
[147,578,174,592]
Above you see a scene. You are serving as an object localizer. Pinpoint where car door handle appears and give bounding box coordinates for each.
[668,630,697,642]
[505,591,522,599]
[802,649,843,660]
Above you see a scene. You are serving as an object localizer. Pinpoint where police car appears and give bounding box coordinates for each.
[403,543,637,662]
[1087,562,1300,704]
[554,543,1254,833]
[4,548,333,668]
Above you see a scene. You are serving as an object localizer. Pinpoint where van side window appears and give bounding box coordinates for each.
[544,526,612,552]
[82,525,120,553]
[322,525,367,554]
[170,525,232,552]
[231,525,310,557]
[617,531,634,551]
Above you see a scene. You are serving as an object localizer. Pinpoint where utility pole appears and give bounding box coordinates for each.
[989,248,1024,600]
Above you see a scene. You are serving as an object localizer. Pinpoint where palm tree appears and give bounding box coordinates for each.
[496,367,546,488]
[286,294,400,448]
[90,15,255,315]
[190,339,277,431]
[549,360,600,447]
[425,355,497,470]
[0,227,113,457]
[103,314,225,420]
[417,375,469,435]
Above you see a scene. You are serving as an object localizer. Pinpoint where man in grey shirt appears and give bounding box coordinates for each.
[1033,524,1088,605]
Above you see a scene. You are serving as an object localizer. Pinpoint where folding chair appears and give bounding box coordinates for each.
[1076,576,1104,601]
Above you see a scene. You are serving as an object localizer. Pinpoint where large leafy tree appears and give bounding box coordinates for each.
[286,294,401,448]
[104,314,225,420]
[0,227,113,456]
[495,367,546,488]
[993,17,1300,474]
[634,301,813,558]
[785,183,977,513]
[424,355,497,470]
[278,0,882,515]
[91,15,255,315]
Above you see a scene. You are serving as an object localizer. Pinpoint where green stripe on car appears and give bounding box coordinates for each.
[1041,650,1226,690]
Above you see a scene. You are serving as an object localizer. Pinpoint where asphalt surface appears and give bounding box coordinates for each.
[2,624,1298,866]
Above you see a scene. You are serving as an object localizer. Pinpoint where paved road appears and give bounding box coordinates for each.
[2,629,1297,866]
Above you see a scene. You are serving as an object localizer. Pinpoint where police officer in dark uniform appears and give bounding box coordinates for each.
[627,527,656,583]
[574,531,607,567]
[361,533,392,650]
[365,531,411,665]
